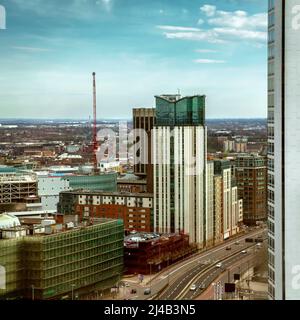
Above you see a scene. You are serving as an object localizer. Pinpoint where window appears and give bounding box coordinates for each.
[268,0,275,11]
[269,267,275,284]
[268,29,275,43]
[268,44,275,59]
[268,61,275,76]
[269,12,275,27]
[268,76,275,92]
[268,236,275,251]
[268,189,274,203]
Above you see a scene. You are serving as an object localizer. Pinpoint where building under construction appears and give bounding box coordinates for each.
[0,174,38,204]
[124,232,196,275]
[0,215,124,300]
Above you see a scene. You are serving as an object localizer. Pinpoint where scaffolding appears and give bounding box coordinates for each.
[0,219,124,300]
[0,238,24,298]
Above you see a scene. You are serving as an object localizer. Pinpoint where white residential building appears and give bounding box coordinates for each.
[268,0,300,300]
[153,94,211,248]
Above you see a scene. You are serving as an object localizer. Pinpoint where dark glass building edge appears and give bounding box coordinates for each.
[155,95,206,127]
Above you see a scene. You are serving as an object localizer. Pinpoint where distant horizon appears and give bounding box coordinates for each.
[0,117,267,122]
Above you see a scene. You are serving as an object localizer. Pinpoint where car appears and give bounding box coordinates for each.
[235,241,240,245]
[226,246,231,250]
[131,289,137,294]
[190,284,197,291]
[144,288,151,295]
[216,263,223,268]
[241,250,247,254]
[125,283,130,287]
[199,283,206,290]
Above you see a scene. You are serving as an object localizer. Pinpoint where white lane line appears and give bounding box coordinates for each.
[164,230,264,277]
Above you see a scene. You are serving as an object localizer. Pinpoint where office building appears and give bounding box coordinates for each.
[235,154,267,225]
[133,108,155,193]
[37,174,71,211]
[63,173,117,192]
[153,94,207,248]
[0,216,124,300]
[268,0,300,300]
[35,172,117,212]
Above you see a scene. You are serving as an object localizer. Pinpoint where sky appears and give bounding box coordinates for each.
[0,0,268,119]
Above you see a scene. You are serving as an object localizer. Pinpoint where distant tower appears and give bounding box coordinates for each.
[92,72,99,173]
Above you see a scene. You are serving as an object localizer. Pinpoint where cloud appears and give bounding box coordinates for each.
[214,27,267,41]
[207,10,267,29]
[195,49,218,53]
[157,25,201,32]
[194,59,226,64]
[11,0,113,18]
[200,5,216,17]
[97,0,113,12]
[12,46,51,52]
[158,4,267,45]
[157,26,226,44]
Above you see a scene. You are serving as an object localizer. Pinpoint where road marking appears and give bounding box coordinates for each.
[163,230,264,278]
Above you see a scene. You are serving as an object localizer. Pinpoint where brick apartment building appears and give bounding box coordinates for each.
[58,190,153,232]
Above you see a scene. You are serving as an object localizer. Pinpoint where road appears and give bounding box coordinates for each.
[181,240,267,300]
[118,227,266,300]
[158,232,266,300]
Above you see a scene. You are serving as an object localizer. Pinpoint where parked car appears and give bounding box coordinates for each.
[241,250,247,254]
[131,289,137,294]
[226,246,231,250]
[216,263,223,268]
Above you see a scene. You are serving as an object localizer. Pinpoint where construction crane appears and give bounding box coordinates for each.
[92,72,99,174]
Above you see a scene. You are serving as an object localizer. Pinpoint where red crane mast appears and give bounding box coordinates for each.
[92,72,99,173]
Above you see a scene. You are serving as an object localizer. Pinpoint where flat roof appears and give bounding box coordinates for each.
[61,190,153,197]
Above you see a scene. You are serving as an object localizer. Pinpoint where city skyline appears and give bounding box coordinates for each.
[0,0,267,119]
